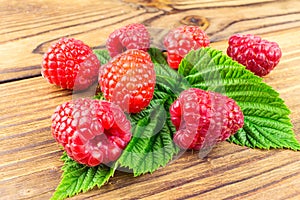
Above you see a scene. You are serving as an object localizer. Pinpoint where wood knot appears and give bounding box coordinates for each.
[180,15,209,30]
[122,0,172,11]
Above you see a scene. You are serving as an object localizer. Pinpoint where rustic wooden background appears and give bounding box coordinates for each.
[1,0,300,199]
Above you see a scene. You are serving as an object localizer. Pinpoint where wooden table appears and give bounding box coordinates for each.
[1,0,300,199]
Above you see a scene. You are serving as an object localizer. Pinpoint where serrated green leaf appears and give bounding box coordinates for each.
[93,49,111,65]
[93,92,105,100]
[117,103,179,176]
[225,90,283,105]
[148,48,189,96]
[51,153,115,200]
[179,47,300,150]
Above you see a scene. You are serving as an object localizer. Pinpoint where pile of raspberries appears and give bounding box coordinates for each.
[42,23,281,166]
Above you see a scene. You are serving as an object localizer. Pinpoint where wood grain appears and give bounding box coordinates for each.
[0,0,163,82]
[1,0,300,199]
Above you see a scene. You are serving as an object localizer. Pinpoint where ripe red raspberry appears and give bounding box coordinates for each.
[98,49,155,113]
[164,25,210,69]
[106,23,150,58]
[42,38,100,90]
[51,98,132,166]
[227,34,282,77]
[169,88,244,150]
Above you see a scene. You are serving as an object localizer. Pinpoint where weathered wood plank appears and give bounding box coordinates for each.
[1,0,300,82]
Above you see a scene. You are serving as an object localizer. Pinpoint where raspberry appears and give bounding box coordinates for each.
[169,88,244,150]
[42,38,100,90]
[51,98,132,166]
[106,23,150,58]
[98,49,156,113]
[227,34,282,77]
[164,25,210,69]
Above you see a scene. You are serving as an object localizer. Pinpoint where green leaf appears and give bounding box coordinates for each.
[93,49,111,65]
[51,153,115,200]
[178,47,300,150]
[93,91,105,100]
[148,48,189,96]
[116,99,179,176]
